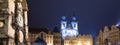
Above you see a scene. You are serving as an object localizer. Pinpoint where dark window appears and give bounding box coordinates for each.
[74,24,76,27]
[0,41,3,45]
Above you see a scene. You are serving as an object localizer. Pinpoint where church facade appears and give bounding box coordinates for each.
[0,0,29,45]
[61,16,79,39]
[61,16,93,45]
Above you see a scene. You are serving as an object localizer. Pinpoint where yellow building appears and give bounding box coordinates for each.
[95,30,104,45]
[64,34,93,45]
[53,32,62,45]
[29,28,53,45]
[109,25,120,44]
[53,27,62,45]
[95,25,120,45]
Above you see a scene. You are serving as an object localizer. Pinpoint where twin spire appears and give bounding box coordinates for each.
[61,16,77,21]
[61,11,77,21]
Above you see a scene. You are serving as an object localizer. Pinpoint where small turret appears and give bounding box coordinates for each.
[71,16,78,30]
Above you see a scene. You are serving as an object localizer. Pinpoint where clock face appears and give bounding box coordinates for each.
[19,30,24,43]
[0,21,4,27]
[16,15,23,27]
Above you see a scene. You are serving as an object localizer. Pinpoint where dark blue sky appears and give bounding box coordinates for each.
[27,0,120,37]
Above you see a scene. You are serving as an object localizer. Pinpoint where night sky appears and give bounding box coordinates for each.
[27,0,120,37]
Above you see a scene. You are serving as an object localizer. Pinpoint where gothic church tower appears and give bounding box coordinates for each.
[0,0,29,45]
[61,16,79,39]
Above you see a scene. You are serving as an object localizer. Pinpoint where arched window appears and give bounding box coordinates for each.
[74,24,76,27]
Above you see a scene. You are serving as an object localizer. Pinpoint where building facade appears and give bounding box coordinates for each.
[32,35,47,45]
[95,25,120,45]
[61,16,79,39]
[53,27,62,45]
[29,28,54,45]
[53,32,62,45]
[64,34,93,45]
[0,0,29,45]
[95,30,104,45]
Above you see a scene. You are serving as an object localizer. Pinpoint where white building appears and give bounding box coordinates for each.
[61,16,79,39]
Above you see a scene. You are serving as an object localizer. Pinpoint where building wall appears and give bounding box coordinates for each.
[45,33,53,45]
[95,30,104,45]
[64,34,93,45]
[7,0,15,39]
[0,0,29,45]
[109,25,120,44]
[95,25,120,45]
[29,31,53,45]
[53,32,61,45]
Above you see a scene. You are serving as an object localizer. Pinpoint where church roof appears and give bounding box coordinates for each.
[34,37,46,43]
[53,26,60,33]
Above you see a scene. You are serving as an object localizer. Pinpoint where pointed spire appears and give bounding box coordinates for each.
[72,11,76,21]
[72,16,76,21]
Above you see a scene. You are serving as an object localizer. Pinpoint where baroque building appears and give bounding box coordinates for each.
[61,16,79,39]
[61,16,93,45]
[64,34,93,45]
[29,28,54,45]
[0,0,29,45]
[53,27,62,45]
[95,30,104,45]
[95,25,120,45]
[32,34,47,45]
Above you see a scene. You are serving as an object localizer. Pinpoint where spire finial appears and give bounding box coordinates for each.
[72,11,76,21]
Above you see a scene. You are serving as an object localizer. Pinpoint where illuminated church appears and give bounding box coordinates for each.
[61,16,93,45]
[61,16,79,39]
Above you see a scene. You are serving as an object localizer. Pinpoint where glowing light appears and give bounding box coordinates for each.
[87,43,90,45]
[62,16,66,20]
[48,43,52,45]
[72,16,76,20]
[116,23,120,26]
[78,42,82,45]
